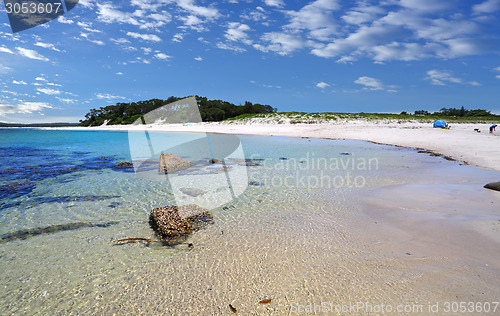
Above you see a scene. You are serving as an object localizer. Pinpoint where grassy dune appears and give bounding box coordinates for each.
[224,112,500,124]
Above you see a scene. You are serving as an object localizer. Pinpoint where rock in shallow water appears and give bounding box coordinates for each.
[159,154,194,174]
[114,162,133,167]
[149,204,213,239]
[484,182,500,192]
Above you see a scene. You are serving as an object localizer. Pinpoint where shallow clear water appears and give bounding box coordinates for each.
[1,129,499,314]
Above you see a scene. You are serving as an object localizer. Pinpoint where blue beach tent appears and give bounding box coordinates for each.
[433,120,448,129]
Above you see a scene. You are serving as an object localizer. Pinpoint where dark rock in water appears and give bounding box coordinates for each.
[279,157,289,160]
[484,182,500,192]
[340,152,350,155]
[180,187,206,197]
[99,157,113,160]
[114,162,133,167]
[249,181,264,186]
[209,158,222,164]
[159,154,194,174]
[149,204,213,239]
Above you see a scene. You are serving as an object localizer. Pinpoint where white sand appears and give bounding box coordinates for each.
[52,120,500,172]
[30,120,500,314]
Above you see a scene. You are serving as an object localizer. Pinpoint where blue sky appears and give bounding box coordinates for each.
[1,0,500,123]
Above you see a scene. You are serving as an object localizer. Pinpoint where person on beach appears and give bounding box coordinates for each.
[490,125,497,133]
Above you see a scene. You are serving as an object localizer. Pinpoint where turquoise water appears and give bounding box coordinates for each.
[1,129,499,314]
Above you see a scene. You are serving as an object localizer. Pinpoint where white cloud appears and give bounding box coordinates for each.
[96,93,126,100]
[78,0,95,8]
[342,4,384,25]
[111,38,131,44]
[0,46,14,54]
[142,47,153,54]
[0,64,11,74]
[16,47,49,61]
[225,22,252,44]
[127,32,162,42]
[97,3,140,26]
[354,76,383,90]
[35,42,61,52]
[58,16,74,24]
[254,32,303,55]
[0,101,52,115]
[37,88,61,95]
[425,69,480,86]
[194,56,203,61]
[316,82,330,89]
[179,15,206,31]
[216,42,246,52]
[79,32,105,45]
[172,33,184,42]
[155,53,171,60]
[77,21,101,33]
[13,80,27,85]
[354,76,397,92]
[284,0,339,41]
[240,7,268,21]
[176,0,219,18]
[116,72,124,75]
[473,0,500,14]
[131,0,166,11]
[263,0,284,7]
[35,77,47,81]
[399,0,452,12]
[56,97,77,104]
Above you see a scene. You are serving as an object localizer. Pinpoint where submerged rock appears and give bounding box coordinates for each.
[209,158,222,164]
[0,221,118,243]
[484,182,500,192]
[180,187,206,197]
[159,154,194,174]
[149,204,213,239]
[114,162,133,167]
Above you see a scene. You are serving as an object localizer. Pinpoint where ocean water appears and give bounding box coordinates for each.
[1,129,499,314]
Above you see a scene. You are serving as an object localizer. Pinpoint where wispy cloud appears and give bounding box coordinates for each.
[96,93,126,100]
[316,82,330,89]
[0,46,14,54]
[425,70,480,86]
[127,32,162,42]
[473,0,500,14]
[354,76,397,92]
[254,32,303,56]
[155,52,171,60]
[56,97,77,104]
[97,3,140,26]
[37,88,61,95]
[16,47,49,61]
[176,0,219,18]
[263,0,284,8]
[35,42,61,52]
[0,101,52,115]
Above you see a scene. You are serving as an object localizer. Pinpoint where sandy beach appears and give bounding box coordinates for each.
[51,119,500,172]
[7,120,494,314]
